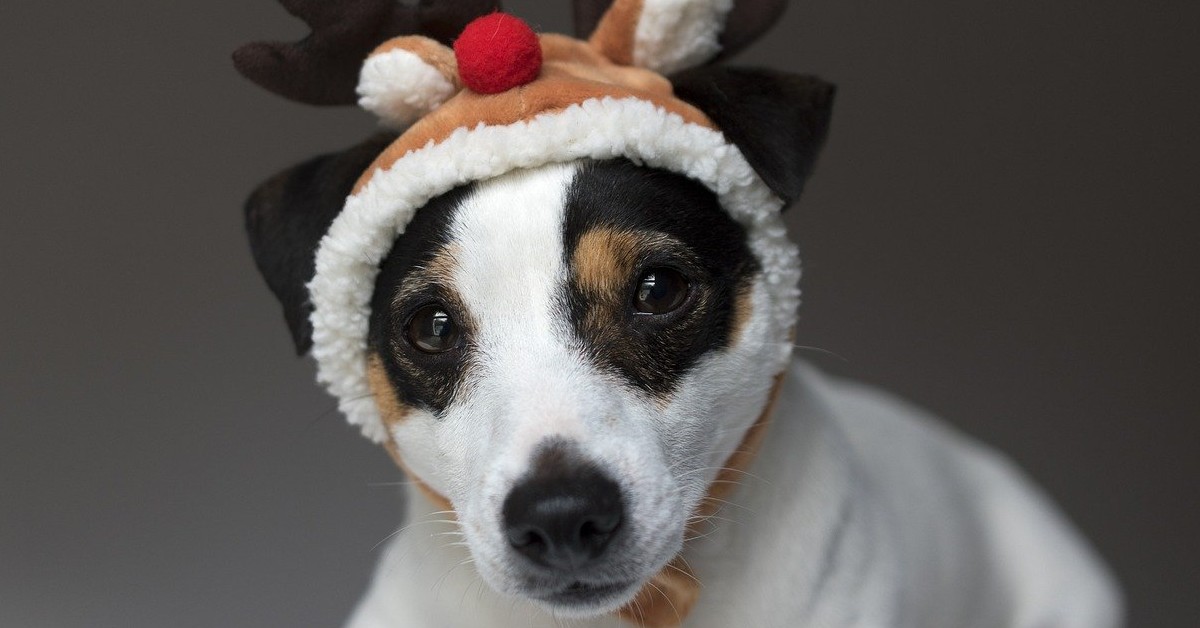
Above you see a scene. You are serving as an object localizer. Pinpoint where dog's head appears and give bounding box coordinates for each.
[238,0,833,620]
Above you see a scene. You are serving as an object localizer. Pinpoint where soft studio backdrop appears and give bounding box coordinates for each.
[1,1,1196,626]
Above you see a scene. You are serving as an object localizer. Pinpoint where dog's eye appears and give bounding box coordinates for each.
[406,304,461,353]
[633,268,689,315]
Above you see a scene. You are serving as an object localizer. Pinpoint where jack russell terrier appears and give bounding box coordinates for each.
[235,1,1123,626]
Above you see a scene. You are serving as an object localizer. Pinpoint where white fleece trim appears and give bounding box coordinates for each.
[633,0,733,74]
[309,96,801,442]
[357,49,457,129]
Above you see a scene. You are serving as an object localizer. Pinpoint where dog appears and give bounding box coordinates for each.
[238,1,1123,626]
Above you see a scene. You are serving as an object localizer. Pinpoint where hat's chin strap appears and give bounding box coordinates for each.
[617,371,787,627]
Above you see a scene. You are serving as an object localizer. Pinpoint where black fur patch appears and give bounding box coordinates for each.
[368,183,477,415]
[563,159,760,399]
[244,133,398,354]
[671,67,835,204]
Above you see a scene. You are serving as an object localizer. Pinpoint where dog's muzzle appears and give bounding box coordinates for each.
[500,440,636,606]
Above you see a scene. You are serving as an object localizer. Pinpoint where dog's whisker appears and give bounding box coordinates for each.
[379,523,458,561]
[675,463,755,478]
[308,391,377,427]
[646,579,683,625]
[628,592,646,627]
[309,403,344,425]
[712,465,773,486]
[685,522,740,539]
[475,576,487,606]
[685,514,742,532]
[662,561,703,586]
[458,570,476,609]
[394,532,454,582]
[674,553,697,574]
[685,511,741,523]
[685,523,730,542]
[364,480,412,487]
[371,516,461,552]
[791,343,850,363]
[370,527,409,552]
[429,556,476,600]
[684,526,723,542]
[699,494,758,514]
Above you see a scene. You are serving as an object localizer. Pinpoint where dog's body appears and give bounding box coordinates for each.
[239,3,1122,625]
[348,360,1119,628]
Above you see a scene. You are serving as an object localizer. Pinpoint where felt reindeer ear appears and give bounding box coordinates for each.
[580,0,789,73]
[357,36,461,128]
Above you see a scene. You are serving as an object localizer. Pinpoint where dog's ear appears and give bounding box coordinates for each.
[671,67,835,205]
[244,133,397,354]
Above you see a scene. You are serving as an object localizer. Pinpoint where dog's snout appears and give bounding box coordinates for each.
[502,457,624,570]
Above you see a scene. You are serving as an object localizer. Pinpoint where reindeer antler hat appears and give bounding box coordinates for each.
[236,0,832,443]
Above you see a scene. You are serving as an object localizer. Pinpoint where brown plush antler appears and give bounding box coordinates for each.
[234,0,500,106]
[574,0,789,67]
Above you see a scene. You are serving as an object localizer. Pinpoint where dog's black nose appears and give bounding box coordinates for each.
[502,447,624,570]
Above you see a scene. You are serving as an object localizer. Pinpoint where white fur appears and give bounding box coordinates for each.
[357,48,457,129]
[343,165,1121,626]
[633,0,734,74]
[308,97,798,443]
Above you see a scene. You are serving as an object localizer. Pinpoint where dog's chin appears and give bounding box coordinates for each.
[495,524,686,619]
[526,578,643,618]
[472,545,675,620]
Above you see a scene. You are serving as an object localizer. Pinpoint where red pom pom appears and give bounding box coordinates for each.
[453,13,543,95]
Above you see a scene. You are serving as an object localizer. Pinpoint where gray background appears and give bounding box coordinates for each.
[1,0,1196,626]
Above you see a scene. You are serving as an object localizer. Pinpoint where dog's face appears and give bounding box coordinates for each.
[362,159,777,614]
[243,67,833,618]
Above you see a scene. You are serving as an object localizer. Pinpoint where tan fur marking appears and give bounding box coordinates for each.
[573,228,643,300]
[367,353,409,427]
[618,373,788,627]
[726,279,756,348]
[588,0,645,66]
[366,353,454,513]
[397,243,461,301]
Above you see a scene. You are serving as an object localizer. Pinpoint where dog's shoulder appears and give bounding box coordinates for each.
[774,362,1125,627]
